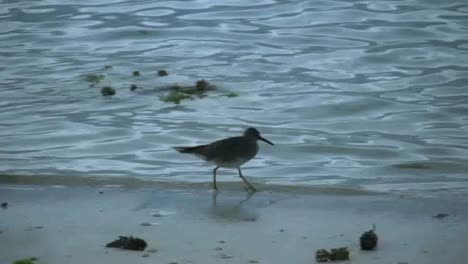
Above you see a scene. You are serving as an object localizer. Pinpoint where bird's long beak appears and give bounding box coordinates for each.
[258,135,274,145]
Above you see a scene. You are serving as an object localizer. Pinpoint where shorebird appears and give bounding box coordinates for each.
[175,127,274,191]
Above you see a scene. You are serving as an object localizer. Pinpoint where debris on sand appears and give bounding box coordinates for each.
[24,226,44,231]
[106,236,148,251]
[158,70,168,76]
[433,213,449,219]
[219,253,233,259]
[316,247,350,262]
[101,86,116,96]
[360,225,378,250]
[12,257,38,264]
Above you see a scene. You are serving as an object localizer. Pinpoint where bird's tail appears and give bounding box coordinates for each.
[174,146,204,154]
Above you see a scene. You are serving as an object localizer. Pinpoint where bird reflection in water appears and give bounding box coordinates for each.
[209,191,258,222]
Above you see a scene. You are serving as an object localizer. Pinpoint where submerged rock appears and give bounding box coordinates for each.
[130,84,139,91]
[1,202,7,209]
[101,86,116,96]
[133,71,141,76]
[106,236,148,251]
[158,70,168,76]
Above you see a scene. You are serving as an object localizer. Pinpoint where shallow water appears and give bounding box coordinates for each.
[1,0,468,196]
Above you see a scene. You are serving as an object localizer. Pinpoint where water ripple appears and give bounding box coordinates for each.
[1,0,468,195]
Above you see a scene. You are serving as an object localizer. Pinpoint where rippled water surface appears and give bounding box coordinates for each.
[1,0,468,196]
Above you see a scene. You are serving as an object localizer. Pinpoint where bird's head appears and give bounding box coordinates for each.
[244,127,274,145]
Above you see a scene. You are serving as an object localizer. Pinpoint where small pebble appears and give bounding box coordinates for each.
[140,222,152,226]
[214,247,223,251]
[218,240,225,244]
[279,229,285,232]
[1,202,8,209]
[142,253,150,258]
[104,65,112,69]
[133,71,140,76]
[248,260,259,264]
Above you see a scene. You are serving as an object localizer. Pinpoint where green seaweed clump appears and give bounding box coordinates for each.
[316,247,349,262]
[225,92,239,98]
[162,88,192,104]
[12,257,38,264]
[161,80,216,104]
[101,86,116,96]
[85,74,105,85]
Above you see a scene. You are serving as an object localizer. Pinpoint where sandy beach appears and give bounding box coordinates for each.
[1,181,468,264]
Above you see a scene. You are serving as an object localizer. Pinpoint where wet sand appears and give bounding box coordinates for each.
[1,184,467,264]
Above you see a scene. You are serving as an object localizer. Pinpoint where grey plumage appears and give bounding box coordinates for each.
[175,127,274,191]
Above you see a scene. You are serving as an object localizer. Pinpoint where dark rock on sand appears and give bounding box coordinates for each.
[360,226,378,250]
[106,236,148,251]
[1,202,7,209]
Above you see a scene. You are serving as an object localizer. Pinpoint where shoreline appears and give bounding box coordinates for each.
[1,184,468,264]
[0,174,381,196]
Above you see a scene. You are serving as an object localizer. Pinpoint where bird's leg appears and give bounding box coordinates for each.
[237,167,257,192]
[213,166,219,190]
